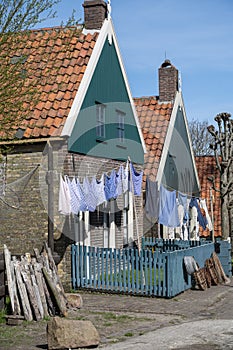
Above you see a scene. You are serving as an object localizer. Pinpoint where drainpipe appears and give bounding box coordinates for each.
[47,141,54,253]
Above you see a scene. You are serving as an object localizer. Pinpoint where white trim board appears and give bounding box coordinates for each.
[61,19,146,154]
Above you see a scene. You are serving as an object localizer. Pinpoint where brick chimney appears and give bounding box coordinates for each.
[158,59,179,102]
[83,0,107,30]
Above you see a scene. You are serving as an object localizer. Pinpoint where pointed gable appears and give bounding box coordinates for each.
[158,92,200,195]
[136,92,200,195]
[63,20,146,164]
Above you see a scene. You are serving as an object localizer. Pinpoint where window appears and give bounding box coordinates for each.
[96,103,106,138]
[116,110,125,142]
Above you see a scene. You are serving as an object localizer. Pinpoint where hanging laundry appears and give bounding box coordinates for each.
[159,185,180,228]
[199,198,213,231]
[145,177,159,220]
[189,205,199,240]
[58,175,71,215]
[116,166,123,197]
[69,177,82,215]
[91,174,106,207]
[104,169,118,201]
[176,199,185,239]
[122,161,129,193]
[76,178,88,212]
[82,177,96,212]
[189,197,207,230]
[129,162,143,196]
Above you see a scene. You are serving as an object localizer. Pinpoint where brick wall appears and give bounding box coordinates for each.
[0,140,144,289]
[83,0,107,30]
[159,59,178,102]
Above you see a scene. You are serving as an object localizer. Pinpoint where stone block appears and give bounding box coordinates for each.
[66,293,83,309]
[47,317,100,349]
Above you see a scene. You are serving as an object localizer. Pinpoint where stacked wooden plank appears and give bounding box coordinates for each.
[3,243,68,321]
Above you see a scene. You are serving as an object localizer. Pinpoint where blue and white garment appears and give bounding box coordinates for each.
[91,174,106,207]
[129,162,143,196]
[122,161,129,193]
[104,170,117,201]
[82,177,96,212]
[76,178,88,212]
[69,177,81,214]
[159,184,180,228]
[58,175,71,215]
[116,166,123,197]
[189,197,207,230]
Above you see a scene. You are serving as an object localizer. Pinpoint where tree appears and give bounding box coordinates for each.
[207,113,233,242]
[188,118,214,156]
[0,0,60,33]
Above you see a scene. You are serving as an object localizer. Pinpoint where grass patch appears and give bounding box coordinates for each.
[124,332,134,337]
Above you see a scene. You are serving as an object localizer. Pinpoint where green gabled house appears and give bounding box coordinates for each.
[0,0,146,284]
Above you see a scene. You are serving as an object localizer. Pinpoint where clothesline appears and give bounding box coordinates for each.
[58,160,143,216]
[69,155,130,181]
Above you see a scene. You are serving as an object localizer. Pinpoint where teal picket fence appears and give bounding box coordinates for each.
[71,241,215,298]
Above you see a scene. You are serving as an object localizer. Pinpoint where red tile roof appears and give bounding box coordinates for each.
[0,27,98,139]
[134,96,173,187]
[195,156,221,237]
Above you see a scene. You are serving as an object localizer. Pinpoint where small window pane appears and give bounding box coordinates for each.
[96,104,106,138]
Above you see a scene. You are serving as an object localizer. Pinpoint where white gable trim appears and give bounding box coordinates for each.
[156,91,200,191]
[61,19,147,153]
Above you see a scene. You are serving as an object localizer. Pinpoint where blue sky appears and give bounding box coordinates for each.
[41,0,233,123]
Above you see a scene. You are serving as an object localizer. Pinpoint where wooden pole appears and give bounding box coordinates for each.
[47,141,54,253]
[210,187,215,242]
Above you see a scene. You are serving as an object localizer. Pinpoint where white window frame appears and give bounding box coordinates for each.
[116,110,125,142]
[96,103,106,138]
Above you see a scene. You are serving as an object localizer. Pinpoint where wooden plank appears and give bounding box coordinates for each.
[3,245,20,315]
[13,259,33,321]
[42,267,67,317]
[32,259,49,317]
[21,262,41,321]
[0,260,5,271]
[33,247,55,316]
[0,285,5,297]
[29,264,44,319]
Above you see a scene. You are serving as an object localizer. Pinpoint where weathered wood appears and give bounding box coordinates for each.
[4,245,20,315]
[21,263,41,321]
[32,260,49,317]
[29,264,44,319]
[42,267,67,317]
[13,259,33,321]
[0,285,5,297]
[43,243,67,304]
[34,248,55,316]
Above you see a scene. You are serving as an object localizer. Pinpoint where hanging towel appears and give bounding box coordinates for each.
[104,170,117,201]
[91,174,106,207]
[189,197,207,230]
[158,184,180,228]
[58,175,71,215]
[130,162,143,196]
[145,176,159,220]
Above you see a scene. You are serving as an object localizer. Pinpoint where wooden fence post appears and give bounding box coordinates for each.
[0,252,5,310]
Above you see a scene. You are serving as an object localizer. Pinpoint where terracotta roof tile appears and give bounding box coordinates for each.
[134,96,173,188]
[0,26,99,139]
[195,156,221,237]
